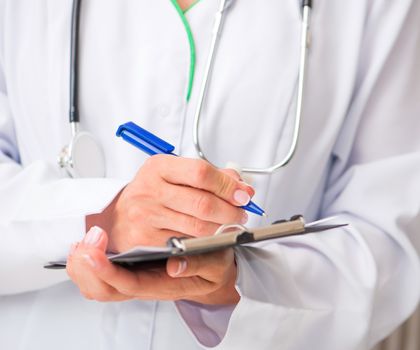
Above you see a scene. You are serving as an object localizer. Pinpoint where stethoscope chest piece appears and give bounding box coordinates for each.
[58,131,106,178]
[58,0,106,179]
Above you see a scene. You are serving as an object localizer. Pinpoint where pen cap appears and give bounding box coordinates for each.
[116,122,175,155]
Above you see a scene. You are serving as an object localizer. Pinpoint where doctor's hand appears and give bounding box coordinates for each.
[67,226,240,305]
[87,155,254,253]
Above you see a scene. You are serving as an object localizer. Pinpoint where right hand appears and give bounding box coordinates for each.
[87,155,255,253]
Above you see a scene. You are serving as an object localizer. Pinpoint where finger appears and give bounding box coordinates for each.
[220,168,255,197]
[161,183,248,225]
[147,155,254,206]
[84,226,108,251]
[70,252,132,302]
[166,249,236,283]
[220,168,241,180]
[67,227,132,302]
[84,250,202,300]
[166,251,239,302]
[82,241,214,301]
[67,226,106,279]
[150,206,222,237]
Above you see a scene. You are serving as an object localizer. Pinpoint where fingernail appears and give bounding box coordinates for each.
[84,226,103,246]
[234,190,250,206]
[240,212,248,225]
[83,254,97,269]
[174,259,187,276]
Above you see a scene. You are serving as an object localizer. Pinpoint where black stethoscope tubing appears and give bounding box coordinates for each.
[70,0,81,125]
[58,0,105,178]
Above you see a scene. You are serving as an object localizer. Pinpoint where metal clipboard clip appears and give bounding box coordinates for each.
[166,215,347,254]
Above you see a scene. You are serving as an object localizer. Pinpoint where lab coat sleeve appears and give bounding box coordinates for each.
[0,63,126,296]
[176,1,420,349]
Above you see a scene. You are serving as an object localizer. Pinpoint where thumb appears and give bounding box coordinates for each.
[167,257,189,278]
[220,168,255,197]
[166,255,209,278]
[220,168,241,181]
[82,226,109,252]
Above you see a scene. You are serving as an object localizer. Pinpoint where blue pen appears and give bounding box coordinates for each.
[116,121,266,217]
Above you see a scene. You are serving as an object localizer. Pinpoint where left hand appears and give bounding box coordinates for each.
[66,226,240,305]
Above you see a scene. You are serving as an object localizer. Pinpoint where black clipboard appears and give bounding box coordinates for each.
[44,216,347,270]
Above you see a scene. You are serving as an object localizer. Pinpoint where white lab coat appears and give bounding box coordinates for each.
[0,0,419,349]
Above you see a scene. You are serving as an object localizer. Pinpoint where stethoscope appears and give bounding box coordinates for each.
[58,0,312,178]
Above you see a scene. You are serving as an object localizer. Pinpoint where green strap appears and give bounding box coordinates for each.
[170,0,197,102]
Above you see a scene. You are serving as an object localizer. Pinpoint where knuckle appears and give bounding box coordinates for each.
[191,218,209,237]
[193,160,212,185]
[143,155,160,169]
[195,194,214,218]
[126,205,143,223]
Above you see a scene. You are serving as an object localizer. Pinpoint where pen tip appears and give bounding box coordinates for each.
[262,213,268,218]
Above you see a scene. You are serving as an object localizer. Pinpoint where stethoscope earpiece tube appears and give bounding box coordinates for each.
[193,0,312,174]
[70,0,81,126]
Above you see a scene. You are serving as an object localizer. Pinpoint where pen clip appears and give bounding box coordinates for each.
[116,121,175,155]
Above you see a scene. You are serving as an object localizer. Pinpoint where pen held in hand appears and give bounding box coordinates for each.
[116,121,266,217]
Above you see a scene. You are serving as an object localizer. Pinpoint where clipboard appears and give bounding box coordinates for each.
[44,216,347,270]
